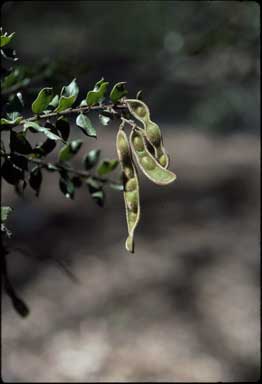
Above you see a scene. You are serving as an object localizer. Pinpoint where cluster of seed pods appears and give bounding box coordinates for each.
[116,99,176,253]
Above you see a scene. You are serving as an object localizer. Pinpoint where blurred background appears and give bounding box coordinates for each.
[1,1,260,382]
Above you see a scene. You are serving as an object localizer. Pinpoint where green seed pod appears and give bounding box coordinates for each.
[146,122,161,145]
[159,153,168,167]
[132,134,144,152]
[116,129,141,253]
[126,99,169,168]
[125,177,137,192]
[130,129,176,185]
[141,156,155,171]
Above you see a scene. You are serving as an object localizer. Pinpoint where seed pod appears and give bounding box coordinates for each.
[126,99,170,168]
[130,129,176,185]
[116,129,141,253]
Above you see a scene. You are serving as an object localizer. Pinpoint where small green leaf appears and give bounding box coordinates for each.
[10,131,33,154]
[1,116,22,126]
[32,88,53,114]
[76,114,96,137]
[59,174,75,199]
[1,206,13,222]
[49,94,59,108]
[99,114,111,126]
[29,166,43,196]
[86,78,109,106]
[24,121,62,141]
[58,140,83,162]
[0,32,15,48]
[55,79,79,112]
[86,178,104,207]
[109,183,124,191]
[83,149,100,170]
[110,82,128,103]
[97,159,119,176]
[91,190,104,207]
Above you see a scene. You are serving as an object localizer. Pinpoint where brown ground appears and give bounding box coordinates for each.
[1,130,260,382]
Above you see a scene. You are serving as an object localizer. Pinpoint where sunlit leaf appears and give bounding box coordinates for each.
[97,159,119,176]
[32,87,53,114]
[76,114,96,137]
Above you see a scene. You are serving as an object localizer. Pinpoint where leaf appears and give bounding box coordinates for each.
[99,113,111,126]
[91,190,104,207]
[76,114,96,137]
[86,178,104,207]
[71,176,82,188]
[59,174,75,199]
[10,154,28,171]
[58,139,83,162]
[10,131,33,154]
[55,79,79,112]
[46,163,59,172]
[136,90,143,100]
[1,116,23,126]
[56,117,70,141]
[83,149,100,170]
[97,159,119,176]
[86,78,109,106]
[6,93,24,114]
[32,88,53,114]
[109,183,124,191]
[0,32,15,48]
[34,138,56,157]
[110,82,128,103]
[49,94,59,108]
[29,166,43,196]
[1,159,24,185]
[1,47,18,62]
[24,121,62,141]
[1,206,13,222]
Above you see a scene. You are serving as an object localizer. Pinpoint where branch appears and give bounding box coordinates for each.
[16,102,127,128]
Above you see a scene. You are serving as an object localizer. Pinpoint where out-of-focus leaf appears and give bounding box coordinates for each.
[71,176,82,188]
[86,78,109,106]
[34,138,56,157]
[99,113,111,126]
[110,82,128,103]
[86,177,104,207]
[32,88,53,114]
[58,139,83,162]
[83,149,100,170]
[59,173,75,199]
[1,159,24,185]
[55,79,79,112]
[1,116,22,126]
[97,159,119,176]
[0,32,15,48]
[6,93,24,113]
[1,206,13,222]
[136,90,143,100]
[1,47,18,61]
[109,183,124,191]
[24,121,62,141]
[10,154,28,171]
[10,131,32,154]
[29,166,42,196]
[76,114,96,137]
[56,117,70,141]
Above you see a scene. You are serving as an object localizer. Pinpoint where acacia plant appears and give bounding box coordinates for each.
[1,29,176,316]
